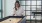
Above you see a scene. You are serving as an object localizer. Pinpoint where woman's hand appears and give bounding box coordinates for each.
[13,14,15,16]
[13,9,16,16]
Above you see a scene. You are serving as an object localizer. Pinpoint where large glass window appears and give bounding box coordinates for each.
[0,0,1,10]
[31,6,36,10]
[0,12,1,19]
[37,1,41,5]
[0,0,1,19]
[26,11,30,15]
[0,0,3,19]
[17,0,42,23]
[26,6,30,10]
[31,1,36,5]
[26,1,30,5]
[21,6,25,10]
[20,1,25,5]
[18,0,41,18]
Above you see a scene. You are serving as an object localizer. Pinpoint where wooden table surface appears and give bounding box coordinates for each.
[0,18,22,23]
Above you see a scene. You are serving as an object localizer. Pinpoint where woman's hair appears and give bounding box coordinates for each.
[14,1,20,11]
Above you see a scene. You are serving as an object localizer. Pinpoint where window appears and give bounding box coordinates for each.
[26,6,30,10]
[17,0,42,23]
[0,0,1,19]
[37,1,41,5]
[19,0,25,1]
[21,6,25,10]
[26,1,30,5]
[20,1,25,5]
[26,16,30,20]
[37,6,41,10]
[32,0,36,1]
[37,0,41,1]
[35,16,41,20]
[31,1,36,5]
[31,6,36,10]
[26,11,30,15]
[0,0,1,10]
[0,12,1,19]
[31,16,35,20]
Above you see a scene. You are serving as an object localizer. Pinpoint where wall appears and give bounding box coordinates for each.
[3,0,16,17]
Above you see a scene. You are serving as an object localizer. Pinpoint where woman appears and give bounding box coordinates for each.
[13,1,24,16]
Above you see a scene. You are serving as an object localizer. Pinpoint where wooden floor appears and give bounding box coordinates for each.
[0,18,22,23]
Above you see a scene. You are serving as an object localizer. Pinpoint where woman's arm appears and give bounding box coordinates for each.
[13,8,16,16]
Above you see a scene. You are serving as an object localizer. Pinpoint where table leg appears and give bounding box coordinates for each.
[33,14,35,18]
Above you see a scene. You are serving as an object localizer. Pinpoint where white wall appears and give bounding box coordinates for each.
[3,0,16,17]
[6,0,16,17]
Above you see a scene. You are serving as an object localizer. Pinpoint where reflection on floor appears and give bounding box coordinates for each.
[0,19,42,23]
[26,20,42,23]
[0,18,22,23]
[0,16,25,23]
